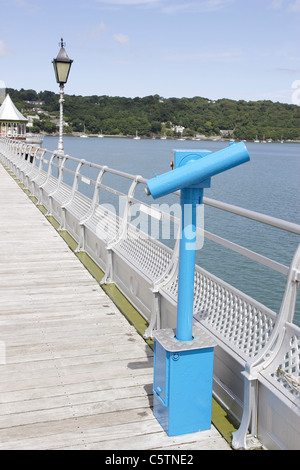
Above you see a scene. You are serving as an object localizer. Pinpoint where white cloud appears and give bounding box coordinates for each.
[268,0,286,9]
[163,49,242,63]
[160,2,194,13]
[77,21,108,44]
[0,40,13,57]
[4,0,29,6]
[113,33,130,45]
[96,0,162,4]
[259,87,296,104]
[162,0,235,14]
[90,22,109,39]
[3,0,39,13]
[288,0,300,11]
[95,0,235,12]
[268,0,300,10]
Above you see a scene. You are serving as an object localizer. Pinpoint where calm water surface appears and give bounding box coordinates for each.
[43,136,300,325]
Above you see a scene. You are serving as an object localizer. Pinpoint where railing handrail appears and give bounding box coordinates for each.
[203,197,300,235]
[6,138,300,232]
[45,144,300,235]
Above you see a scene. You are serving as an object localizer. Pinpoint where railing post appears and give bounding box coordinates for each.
[27,149,47,197]
[37,153,56,206]
[47,155,67,217]
[101,176,141,285]
[76,165,108,253]
[145,232,181,339]
[59,158,85,231]
[232,243,300,450]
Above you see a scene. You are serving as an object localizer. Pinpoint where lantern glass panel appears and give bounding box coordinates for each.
[53,61,71,84]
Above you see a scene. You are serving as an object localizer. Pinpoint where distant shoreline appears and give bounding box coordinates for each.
[41,132,300,143]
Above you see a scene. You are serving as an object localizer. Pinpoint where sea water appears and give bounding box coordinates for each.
[43,136,300,325]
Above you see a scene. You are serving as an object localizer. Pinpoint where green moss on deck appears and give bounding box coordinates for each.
[212,399,239,444]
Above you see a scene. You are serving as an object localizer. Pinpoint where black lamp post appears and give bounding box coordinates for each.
[52,38,73,155]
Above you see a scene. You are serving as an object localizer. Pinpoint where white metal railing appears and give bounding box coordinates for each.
[0,137,299,450]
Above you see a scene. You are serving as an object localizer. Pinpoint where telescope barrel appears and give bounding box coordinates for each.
[146,142,250,199]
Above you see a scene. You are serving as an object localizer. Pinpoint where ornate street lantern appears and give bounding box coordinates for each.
[52,39,73,155]
[53,38,73,85]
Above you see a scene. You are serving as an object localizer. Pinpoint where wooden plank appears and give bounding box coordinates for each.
[0,374,153,404]
[0,409,155,450]
[61,425,230,451]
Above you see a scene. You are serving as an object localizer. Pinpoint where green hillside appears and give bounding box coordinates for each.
[7,88,300,141]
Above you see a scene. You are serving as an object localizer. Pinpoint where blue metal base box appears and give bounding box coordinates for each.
[153,328,215,437]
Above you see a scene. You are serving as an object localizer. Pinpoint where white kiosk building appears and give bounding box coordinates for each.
[0,94,27,139]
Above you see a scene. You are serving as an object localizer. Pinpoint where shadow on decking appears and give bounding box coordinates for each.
[127,343,154,409]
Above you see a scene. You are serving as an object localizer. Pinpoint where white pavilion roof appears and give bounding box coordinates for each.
[0,94,27,122]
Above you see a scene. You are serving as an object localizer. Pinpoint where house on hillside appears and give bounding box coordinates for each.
[220,129,234,137]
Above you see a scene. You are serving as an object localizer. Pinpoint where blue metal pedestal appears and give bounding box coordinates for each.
[153,328,216,436]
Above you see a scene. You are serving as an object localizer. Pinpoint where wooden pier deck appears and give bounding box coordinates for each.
[0,163,231,450]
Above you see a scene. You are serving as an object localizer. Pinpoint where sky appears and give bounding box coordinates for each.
[0,0,300,104]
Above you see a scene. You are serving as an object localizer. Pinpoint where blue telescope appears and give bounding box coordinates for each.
[146,142,250,342]
[147,142,250,437]
[146,141,250,200]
